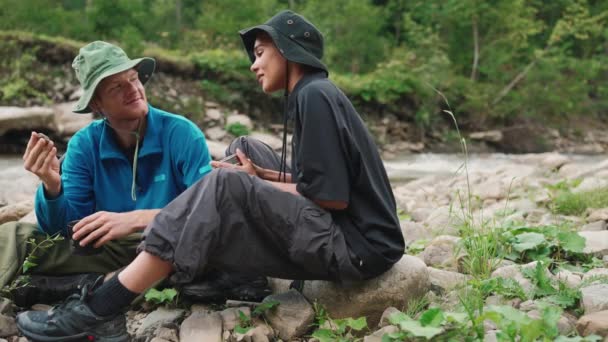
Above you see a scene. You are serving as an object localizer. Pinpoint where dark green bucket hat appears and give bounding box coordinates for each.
[71,41,155,114]
[239,10,328,75]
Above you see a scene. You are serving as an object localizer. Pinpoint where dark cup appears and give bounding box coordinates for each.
[66,220,103,256]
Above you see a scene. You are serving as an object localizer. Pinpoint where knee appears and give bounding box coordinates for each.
[226,136,253,156]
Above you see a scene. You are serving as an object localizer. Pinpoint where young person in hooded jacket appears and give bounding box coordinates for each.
[16,11,404,342]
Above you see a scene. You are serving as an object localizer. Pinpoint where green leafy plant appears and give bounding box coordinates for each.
[144,288,178,305]
[311,316,368,342]
[311,302,368,342]
[502,225,585,264]
[383,308,468,341]
[1,233,64,298]
[226,122,250,137]
[551,187,608,216]
[234,300,280,334]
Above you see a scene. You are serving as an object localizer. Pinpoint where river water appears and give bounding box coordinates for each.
[3,152,605,188]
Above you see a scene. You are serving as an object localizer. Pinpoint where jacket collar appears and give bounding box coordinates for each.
[99,105,162,160]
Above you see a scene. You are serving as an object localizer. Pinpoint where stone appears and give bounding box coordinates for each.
[588,209,608,223]
[485,295,522,308]
[136,307,185,338]
[418,236,461,271]
[261,290,314,341]
[220,307,250,331]
[579,231,608,256]
[491,262,546,294]
[581,284,608,314]
[422,206,461,236]
[581,221,607,232]
[555,269,582,288]
[363,325,400,342]
[268,255,430,327]
[0,160,40,208]
[583,268,608,284]
[409,208,432,222]
[0,299,13,316]
[0,315,17,338]
[473,180,504,200]
[52,102,93,137]
[0,106,56,136]
[179,311,223,342]
[527,310,575,335]
[204,107,222,119]
[428,267,470,293]
[205,126,227,141]
[469,130,503,142]
[226,114,253,131]
[378,307,400,328]
[540,153,570,170]
[574,178,608,194]
[0,200,34,225]
[577,310,608,337]
[400,221,433,245]
[155,327,178,342]
[206,140,229,160]
[234,324,273,342]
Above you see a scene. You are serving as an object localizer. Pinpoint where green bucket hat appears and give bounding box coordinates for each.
[71,41,155,114]
[239,10,328,75]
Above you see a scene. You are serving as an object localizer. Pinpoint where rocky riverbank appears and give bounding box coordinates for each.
[2,150,608,340]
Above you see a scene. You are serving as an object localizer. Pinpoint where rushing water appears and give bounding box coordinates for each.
[2,153,605,192]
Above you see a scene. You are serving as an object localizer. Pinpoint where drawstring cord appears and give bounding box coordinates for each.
[102,117,143,201]
[278,61,290,183]
[130,124,141,201]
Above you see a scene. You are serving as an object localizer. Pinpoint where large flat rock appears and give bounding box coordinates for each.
[268,255,430,326]
[0,107,55,136]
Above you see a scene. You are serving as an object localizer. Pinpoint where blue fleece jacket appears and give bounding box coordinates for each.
[35,105,213,235]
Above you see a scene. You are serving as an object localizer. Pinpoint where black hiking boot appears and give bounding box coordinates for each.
[11,273,103,308]
[180,270,272,303]
[16,281,128,342]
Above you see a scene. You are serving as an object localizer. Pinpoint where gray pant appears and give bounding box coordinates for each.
[140,137,363,284]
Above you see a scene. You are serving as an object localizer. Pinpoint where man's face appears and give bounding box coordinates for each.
[250,34,287,94]
[92,68,148,120]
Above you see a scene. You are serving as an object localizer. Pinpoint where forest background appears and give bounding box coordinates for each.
[0,0,606,145]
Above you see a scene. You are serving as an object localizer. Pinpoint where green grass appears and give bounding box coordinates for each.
[552,187,608,216]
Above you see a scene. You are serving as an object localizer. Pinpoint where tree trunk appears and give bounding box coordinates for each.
[470,16,479,81]
[492,60,536,106]
[176,0,182,32]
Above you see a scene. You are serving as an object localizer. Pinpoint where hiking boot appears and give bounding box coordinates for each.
[180,271,272,303]
[11,273,103,308]
[16,283,128,342]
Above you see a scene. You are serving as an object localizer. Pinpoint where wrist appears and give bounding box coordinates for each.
[43,180,61,198]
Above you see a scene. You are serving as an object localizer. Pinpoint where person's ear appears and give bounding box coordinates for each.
[89,96,102,115]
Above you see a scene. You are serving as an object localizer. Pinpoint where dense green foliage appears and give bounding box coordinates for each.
[0,0,606,125]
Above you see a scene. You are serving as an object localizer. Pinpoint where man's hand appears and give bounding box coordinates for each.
[72,210,159,248]
[23,131,61,197]
[211,148,261,176]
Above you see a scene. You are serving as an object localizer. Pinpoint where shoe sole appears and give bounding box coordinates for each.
[182,283,272,302]
[19,328,128,342]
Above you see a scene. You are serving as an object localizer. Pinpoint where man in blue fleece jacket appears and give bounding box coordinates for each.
[0,41,269,305]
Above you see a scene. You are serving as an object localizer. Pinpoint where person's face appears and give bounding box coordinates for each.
[250,34,287,94]
[91,68,148,121]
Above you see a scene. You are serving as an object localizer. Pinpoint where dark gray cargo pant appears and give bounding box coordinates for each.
[139,137,364,284]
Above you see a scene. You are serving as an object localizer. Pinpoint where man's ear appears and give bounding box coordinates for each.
[89,96,102,115]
